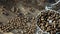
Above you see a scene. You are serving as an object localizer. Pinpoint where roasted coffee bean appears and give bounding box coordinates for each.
[37,10,60,34]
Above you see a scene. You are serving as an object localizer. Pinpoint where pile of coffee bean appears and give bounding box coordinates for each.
[37,10,60,34]
[0,15,36,34]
